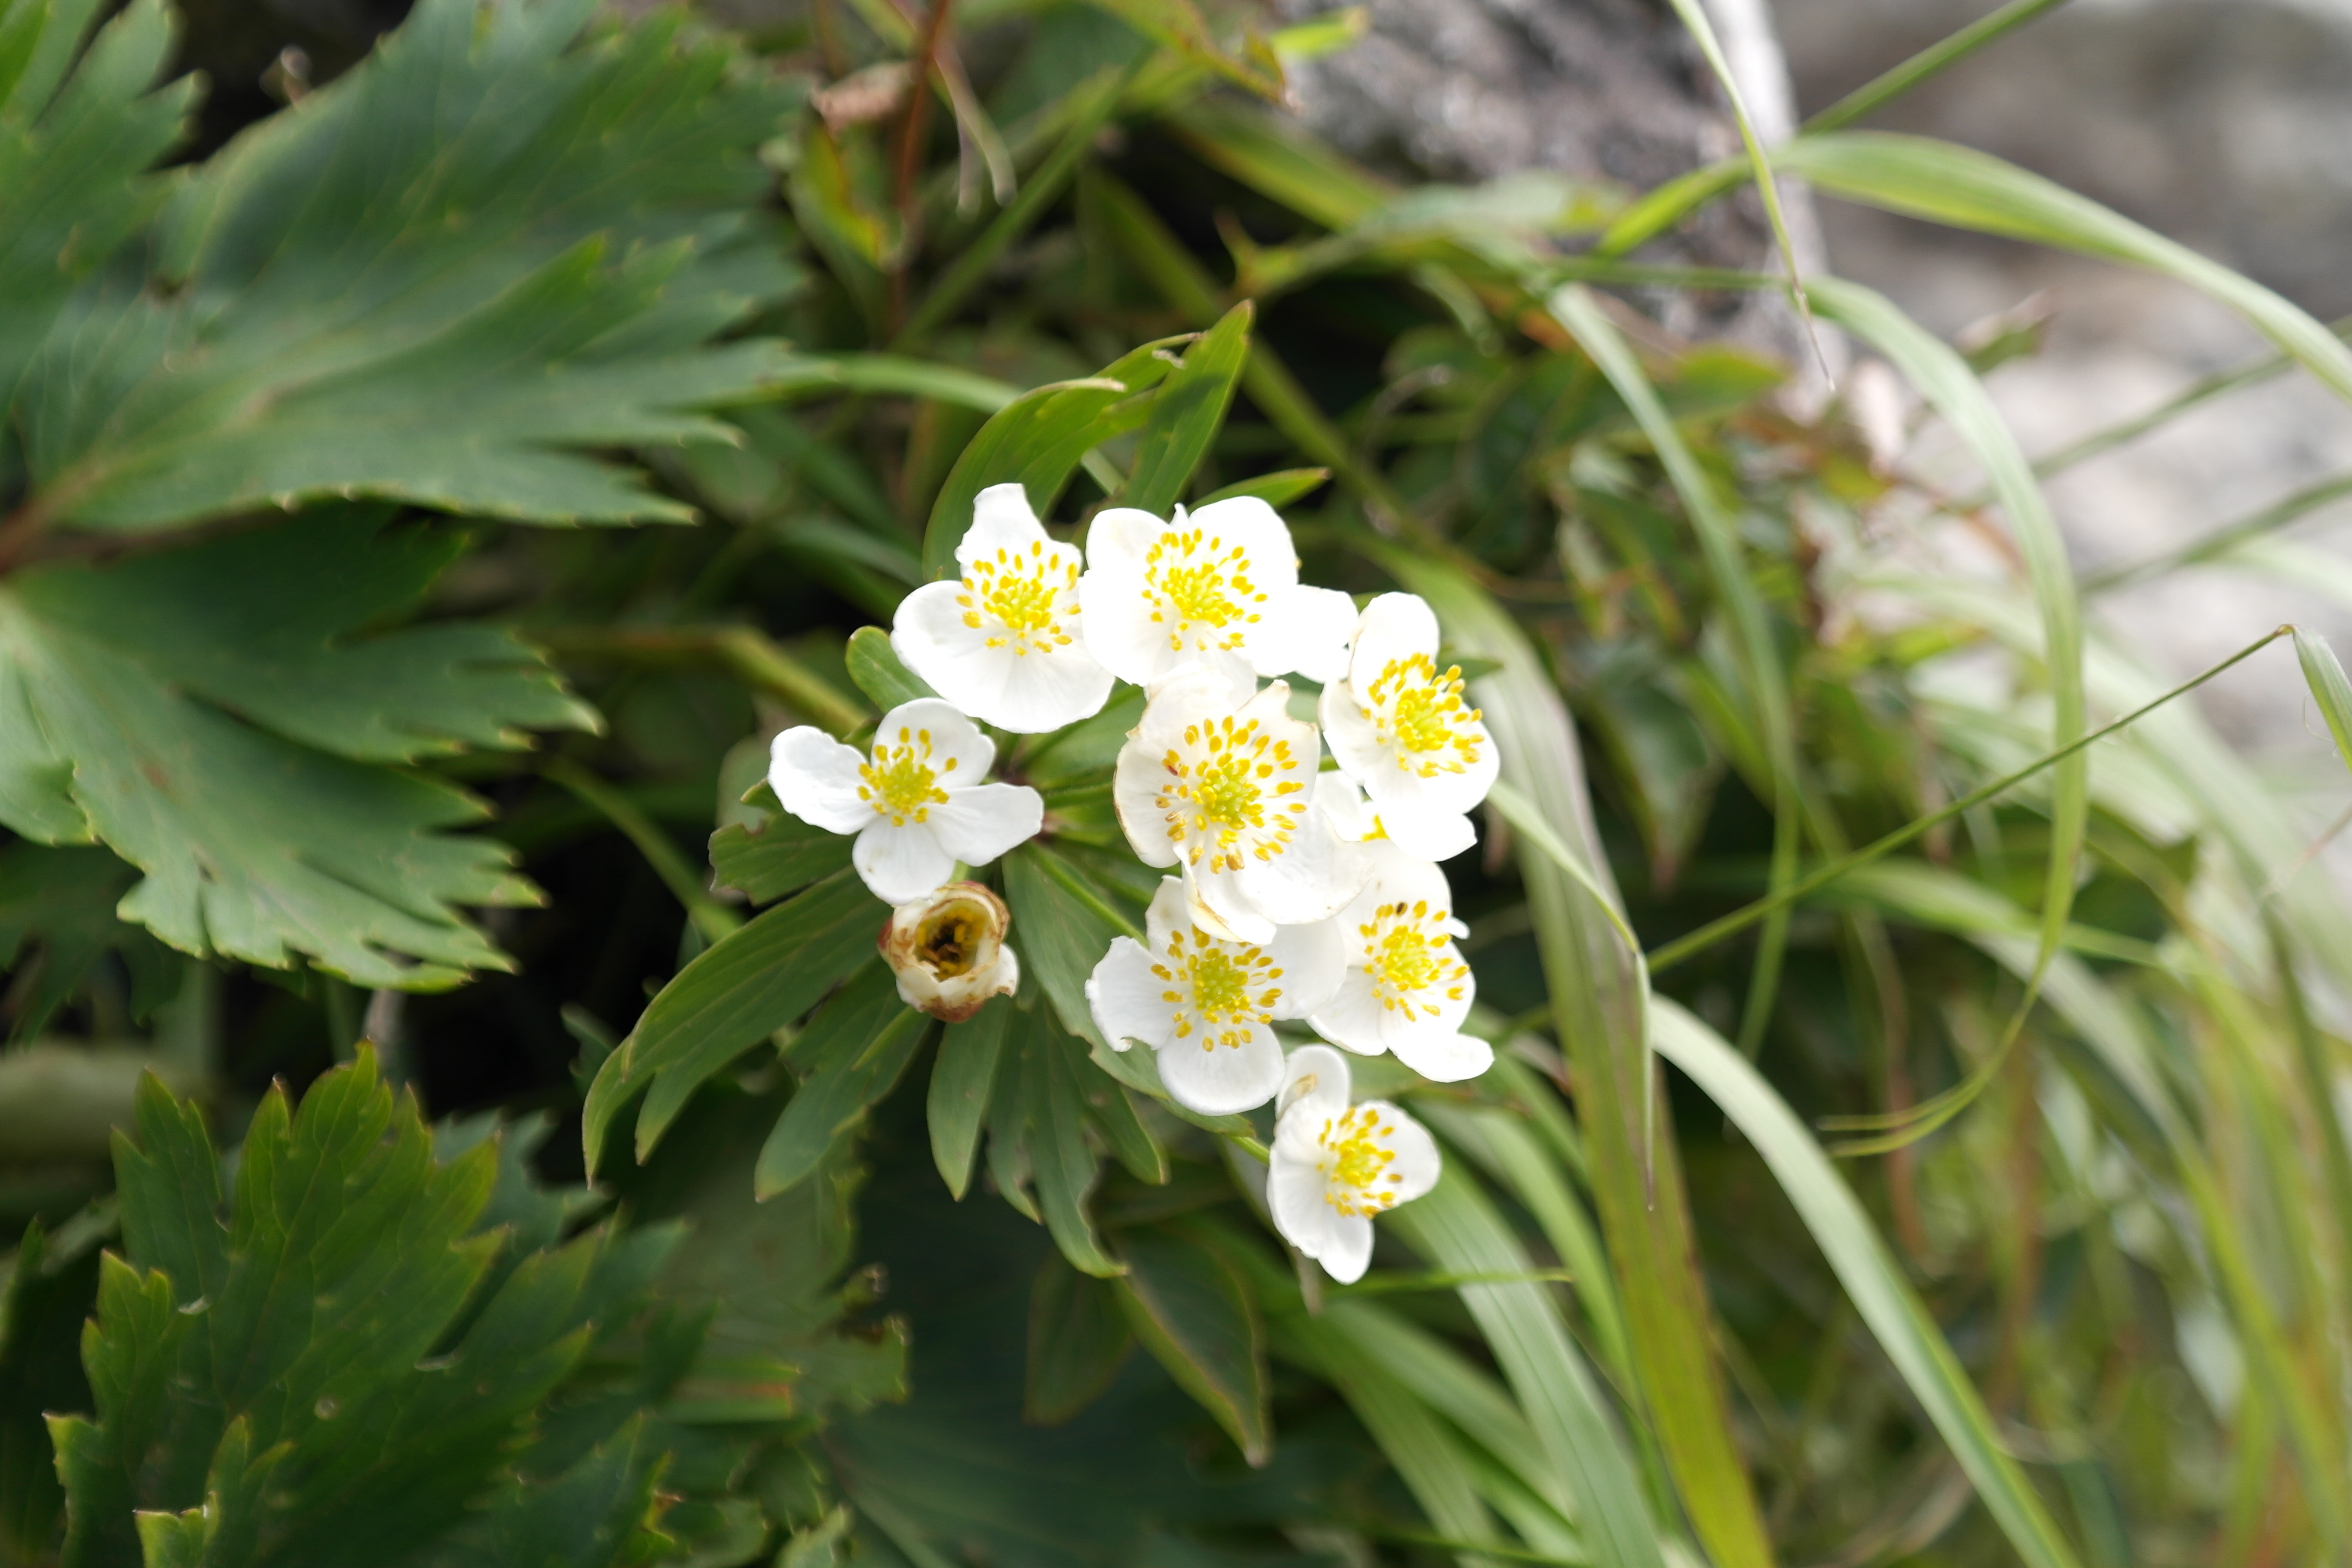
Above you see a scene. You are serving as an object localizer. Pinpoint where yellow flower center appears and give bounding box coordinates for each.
[1357,898,1469,1020]
[1155,716,1307,874]
[1366,654,1484,777]
[1322,1107,1403,1215]
[1150,927,1285,1049]
[1143,527,1265,652]
[859,726,952,825]
[959,540,1077,655]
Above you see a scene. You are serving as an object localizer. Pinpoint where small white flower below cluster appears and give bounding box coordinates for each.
[1269,1045,1441,1283]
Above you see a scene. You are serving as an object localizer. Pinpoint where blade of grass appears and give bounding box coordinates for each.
[1381,547,1776,1568]
[1597,0,2078,257]
[1552,285,1800,1060]
[1649,998,2087,1568]
[1645,627,2290,974]
[2083,472,2352,594]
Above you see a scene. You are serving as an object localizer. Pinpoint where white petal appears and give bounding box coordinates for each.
[1379,801,1479,862]
[1318,680,1390,786]
[1346,592,1442,691]
[1087,936,1174,1052]
[1318,770,1377,843]
[1307,975,1391,1058]
[873,698,995,788]
[1082,507,1166,575]
[1277,1042,1352,1127]
[1113,722,1182,869]
[1077,564,1168,687]
[928,783,1042,866]
[1156,1019,1285,1116]
[892,581,1018,722]
[986,643,1115,732]
[853,821,956,903]
[1250,585,1358,682]
[1358,1100,1442,1204]
[769,727,874,834]
[958,483,1046,566]
[1265,916,1345,1020]
[1185,496,1300,598]
[1386,1029,1494,1083]
[1363,842,1455,911]
[1234,790,1366,926]
[1184,866,1274,946]
[1148,651,1257,711]
[1269,1156,1363,1271]
[1142,876,1191,951]
[1314,1211,1375,1283]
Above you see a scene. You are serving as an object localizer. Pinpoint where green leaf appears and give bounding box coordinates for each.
[1075,0,1284,101]
[0,0,194,408]
[1119,301,1252,514]
[1,1216,103,1561]
[1777,132,2352,404]
[1113,1228,1270,1466]
[1029,1010,1123,1278]
[2295,628,2352,781]
[1195,468,1330,508]
[929,1002,1013,1200]
[0,511,594,988]
[1648,999,2088,1568]
[583,869,884,1173]
[843,625,937,711]
[920,338,1187,579]
[0,843,168,1040]
[756,968,929,1199]
[10,0,805,537]
[1024,1252,1133,1425]
[710,811,855,906]
[1001,843,1136,1051]
[55,1051,681,1568]
[1390,1167,1665,1568]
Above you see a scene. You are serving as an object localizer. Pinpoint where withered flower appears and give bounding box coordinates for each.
[880,881,1020,1022]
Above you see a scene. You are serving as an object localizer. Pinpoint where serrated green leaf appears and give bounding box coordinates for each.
[583,869,883,1173]
[0,512,591,988]
[10,0,805,536]
[1,1216,103,1562]
[0,0,194,409]
[0,843,165,1040]
[929,1002,1012,1200]
[843,626,937,711]
[709,812,854,906]
[756,968,928,1199]
[1119,301,1252,514]
[1113,1228,1269,1465]
[1023,1253,1133,1425]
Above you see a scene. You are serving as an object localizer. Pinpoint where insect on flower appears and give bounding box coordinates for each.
[891,483,1115,732]
[1086,877,1343,1115]
[1269,1044,1440,1283]
[768,698,1043,904]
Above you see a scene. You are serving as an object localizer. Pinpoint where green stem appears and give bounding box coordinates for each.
[2082,471,2352,594]
[543,757,742,944]
[1645,626,2291,974]
[534,625,869,737]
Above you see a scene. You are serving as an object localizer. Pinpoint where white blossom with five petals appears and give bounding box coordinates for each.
[890,484,1114,732]
[1308,843,1493,1082]
[1320,593,1499,860]
[1113,668,1364,945]
[1078,496,1355,703]
[769,698,1042,904]
[1269,1044,1441,1282]
[1086,877,1343,1115]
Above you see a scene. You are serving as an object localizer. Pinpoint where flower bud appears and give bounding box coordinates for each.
[879,881,1020,1022]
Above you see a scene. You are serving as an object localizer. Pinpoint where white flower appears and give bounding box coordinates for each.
[769,698,1042,904]
[1112,668,1364,945]
[1269,1044,1441,1283]
[1320,593,1499,858]
[1323,772,1477,864]
[890,484,1115,732]
[880,881,1020,1022]
[1308,843,1493,1082]
[1078,496,1357,697]
[1085,877,1343,1115]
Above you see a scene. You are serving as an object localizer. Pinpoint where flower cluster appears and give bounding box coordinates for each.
[765,483,1501,1281]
